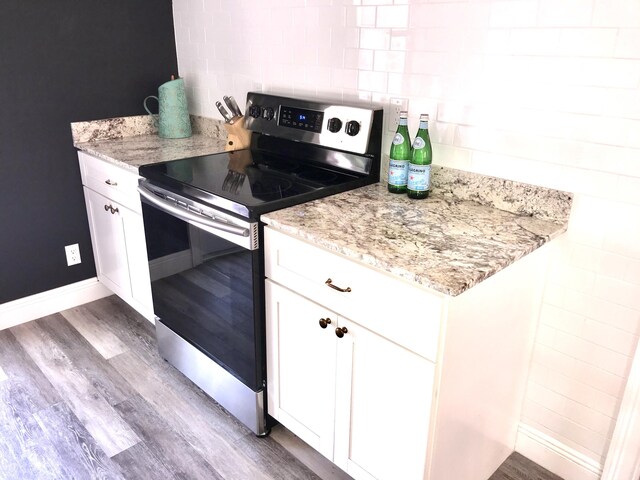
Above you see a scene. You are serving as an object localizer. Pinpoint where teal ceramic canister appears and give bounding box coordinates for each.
[144,77,192,139]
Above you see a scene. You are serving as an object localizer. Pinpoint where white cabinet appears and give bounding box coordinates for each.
[266,281,338,459]
[266,280,435,480]
[264,226,550,480]
[265,228,438,480]
[79,151,153,322]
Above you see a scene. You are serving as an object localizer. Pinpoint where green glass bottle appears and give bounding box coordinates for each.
[387,111,411,194]
[407,113,433,199]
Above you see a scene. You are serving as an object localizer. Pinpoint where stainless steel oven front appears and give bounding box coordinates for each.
[137,180,268,435]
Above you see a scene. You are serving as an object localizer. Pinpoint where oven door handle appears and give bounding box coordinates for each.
[137,185,250,237]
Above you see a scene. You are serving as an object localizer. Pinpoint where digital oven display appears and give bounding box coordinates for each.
[279,106,324,133]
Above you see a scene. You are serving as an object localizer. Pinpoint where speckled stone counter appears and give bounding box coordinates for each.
[71,115,229,172]
[262,167,572,297]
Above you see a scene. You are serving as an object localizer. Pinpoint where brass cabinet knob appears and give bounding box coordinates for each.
[335,327,348,338]
[319,318,332,329]
[104,204,119,215]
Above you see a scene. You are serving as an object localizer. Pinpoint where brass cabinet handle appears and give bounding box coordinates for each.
[335,327,348,338]
[319,318,332,329]
[104,204,119,215]
[325,278,351,293]
[105,179,118,186]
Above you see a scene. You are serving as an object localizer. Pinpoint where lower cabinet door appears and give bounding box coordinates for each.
[265,280,338,460]
[334,317,436,480]
[121,208,153,316]
[84,187,131,296]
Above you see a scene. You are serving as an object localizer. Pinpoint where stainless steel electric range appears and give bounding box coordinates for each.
[137,92,383,435]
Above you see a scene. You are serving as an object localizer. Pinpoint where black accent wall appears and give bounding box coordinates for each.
[0,1,178,304]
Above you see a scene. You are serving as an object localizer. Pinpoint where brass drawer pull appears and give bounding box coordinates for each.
[104,204,119,215]
[319,318,332,329]
[105,179,118,186]
[325,278,351,293]
[335,327,348,338]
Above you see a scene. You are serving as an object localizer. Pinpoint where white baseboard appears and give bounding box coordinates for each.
[0,278,112,330]
[516,423,602,480]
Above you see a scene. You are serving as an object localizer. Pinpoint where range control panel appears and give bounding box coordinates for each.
[244,92,379,154]
[279,106,324,133]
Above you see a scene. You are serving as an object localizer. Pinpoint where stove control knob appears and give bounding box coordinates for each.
[327,117,342,133]
[345,120,361,136]
[249,105,262,118]
[262,107,275,120]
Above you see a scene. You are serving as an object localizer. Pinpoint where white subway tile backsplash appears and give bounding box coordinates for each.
[553,330,594,365]
[489,0,539,28]
[557,28,618,58]
[615,28,640,58]
[344,48,373,70]
[528,382,568,413]
[508,28,560,56]
[540,303,586,336]
[407,27,465,53]
[533,344,576,377]
[373,50,406,72]
[347,6,377,27]
[173,1,640,470]
[573,359,627,399]
[593,275,640,311]
[594,345,634,377]
[331,68,359,90]
[593,0,640,27]
[269,6,294,27]
[293,5,320,27]
[583,318,639,356]
[537,0,594,27]
[358,70,388,92]
[432,144,473,170]
[624,258,640,285]
[359,27,390,49]
[588,296,640,335]
[376,5,409,28]
[342,27,362,49]
[547,370,619,418]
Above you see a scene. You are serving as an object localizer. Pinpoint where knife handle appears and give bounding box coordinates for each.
[216,101,233,123]
[224,95,243,117]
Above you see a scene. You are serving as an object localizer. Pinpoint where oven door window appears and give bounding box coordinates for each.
[142,203,261,390]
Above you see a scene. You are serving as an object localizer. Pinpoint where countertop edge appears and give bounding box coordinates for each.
[262,216,568,297]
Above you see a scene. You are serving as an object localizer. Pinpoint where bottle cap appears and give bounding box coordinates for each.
[420,113,429,121]
[399,111,408,117]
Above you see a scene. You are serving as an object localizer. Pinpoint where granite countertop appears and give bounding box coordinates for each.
[262,167,572,297]
[71,115,229,172]
[71,115,572,297]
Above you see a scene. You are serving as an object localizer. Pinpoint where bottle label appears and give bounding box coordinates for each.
[388,159,409,186]
[392,133,405,145]
[407,164,431,192]
[413,137,426,149]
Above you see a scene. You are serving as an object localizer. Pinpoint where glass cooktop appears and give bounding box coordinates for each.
[139,148,370,219]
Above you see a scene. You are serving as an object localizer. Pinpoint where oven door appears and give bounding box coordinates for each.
[138,181,265,398]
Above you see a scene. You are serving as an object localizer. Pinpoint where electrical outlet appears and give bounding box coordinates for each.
[388,97,409,132]
[65,244,81,266]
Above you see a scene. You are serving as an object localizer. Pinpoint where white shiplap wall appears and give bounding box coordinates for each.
[172,0,640,478]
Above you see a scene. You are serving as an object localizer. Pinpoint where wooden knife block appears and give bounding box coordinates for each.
[224,117,252,151]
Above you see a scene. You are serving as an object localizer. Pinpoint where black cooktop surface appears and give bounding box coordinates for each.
[139,148,373,219]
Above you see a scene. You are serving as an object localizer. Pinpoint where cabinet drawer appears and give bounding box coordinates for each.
[265,228,444,362]
[78,151,141,213]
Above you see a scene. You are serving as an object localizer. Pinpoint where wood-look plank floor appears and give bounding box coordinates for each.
[0,295,563,480]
